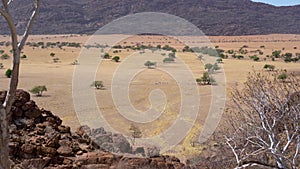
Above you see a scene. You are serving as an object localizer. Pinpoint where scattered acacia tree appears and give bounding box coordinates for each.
[263,64,275,71]
[29,85,47,97]
[225,72,300,169]
[129,123,142,145]
[91,81,104,90]
[144,61,157,69]
[196,72,215,85]
[0,63,3,69]
[5,68,12,78]
[205,63,220,73]
[0,0,41,168]
[112,56,120,62]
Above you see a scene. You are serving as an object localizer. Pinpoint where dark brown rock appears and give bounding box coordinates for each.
[57,146,74,157]
[24,106,42,119]
[41,146,57,157]
[15,89,31,105]
[22,100,35,111]
[58,125,71,134]
[11,106,23,117]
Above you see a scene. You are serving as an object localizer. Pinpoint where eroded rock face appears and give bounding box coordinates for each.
[3,90,189,169]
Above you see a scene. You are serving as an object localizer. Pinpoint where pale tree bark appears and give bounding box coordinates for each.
[225,72,300,169]
[0,0,40,168]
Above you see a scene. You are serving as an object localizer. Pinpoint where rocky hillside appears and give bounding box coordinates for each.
[0,90,190,169]
[0,0,300,35]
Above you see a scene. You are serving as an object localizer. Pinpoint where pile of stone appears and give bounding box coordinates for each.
[0,90,190,169]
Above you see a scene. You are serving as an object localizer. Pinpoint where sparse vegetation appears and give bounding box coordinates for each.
[278,73,288,81]
[163,57,175,63]
[112,56,120,62]
[0,63,3,69]
[1,53,10,60]
[249,55,260,61]
[196,72,216,85]
[71,60,79,65]
[216,58,223,63]
[263,64,275,71]
[5,68,12,78]
[144,61,157,69]
[102,53,111,59]
[29,85,47,97]
[129,123,142,145]
[21,54,27,59]
[50,52,55,57]
[91,81,104,90]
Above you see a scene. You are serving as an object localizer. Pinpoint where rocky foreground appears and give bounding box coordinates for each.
[0,90,191,169]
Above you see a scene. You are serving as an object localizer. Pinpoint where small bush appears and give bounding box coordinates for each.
[112,56,120,62]
[102,53,111,59]
[29,85,47,97]
[91,81,104,89]
[278,73,288,81]
[163,57,175,63]
[5,68,12,78]
[263,64,275,71]
[1,53,10,60]
[50,52,55,57]
[0,63,3,69]
[21,54,27,59]
[144,61,157,69]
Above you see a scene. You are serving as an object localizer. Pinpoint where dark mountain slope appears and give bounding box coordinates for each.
[0,0,300,35]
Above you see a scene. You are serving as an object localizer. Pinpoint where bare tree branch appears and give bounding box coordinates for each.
[225,72,300,168]
[19,0,40,50]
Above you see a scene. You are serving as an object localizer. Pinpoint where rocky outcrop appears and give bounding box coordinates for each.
[1,90,190,169]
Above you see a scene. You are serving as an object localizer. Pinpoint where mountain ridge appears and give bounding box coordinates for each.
[0,0,300,36]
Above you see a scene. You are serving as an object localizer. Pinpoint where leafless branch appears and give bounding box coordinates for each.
[19,0,40,50]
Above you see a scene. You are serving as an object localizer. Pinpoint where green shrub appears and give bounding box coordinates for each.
[29,85,47,97]
[168,52,176,58]
[163,57,175,63]
[91,81,104,89]
[103,53,111,59]
[278,73,288,81]
[272,50,281,58]
[197,72,216,85]
[50,52,55,57]
[1,53,10,60]
[5,68,12,78]
[0,63,3,69]
[21,54,27,59]
[144,61,156,69]
[263,64,275,71]
[216,58,223,63]
[250,55,260,61]
[112,56,120,62]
